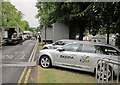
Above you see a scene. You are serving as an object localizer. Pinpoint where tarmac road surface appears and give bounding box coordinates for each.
[2,40,37,83]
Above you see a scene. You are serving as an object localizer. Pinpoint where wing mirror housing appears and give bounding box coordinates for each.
[57,47,65,52]
[52,43,55,45]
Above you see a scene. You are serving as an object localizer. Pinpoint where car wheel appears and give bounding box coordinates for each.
[96,63,112,80]
[39,56,52,68]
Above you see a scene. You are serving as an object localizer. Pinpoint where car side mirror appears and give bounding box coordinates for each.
[61,43,65,45]
[52,43,55,45]
[57,48,65,52]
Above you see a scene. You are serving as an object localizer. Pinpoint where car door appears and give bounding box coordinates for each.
[54,43,80,67]
[76,44,98,71]
[76,44,120,72]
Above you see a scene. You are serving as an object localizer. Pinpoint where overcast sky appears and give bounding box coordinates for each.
[9,0,39,28]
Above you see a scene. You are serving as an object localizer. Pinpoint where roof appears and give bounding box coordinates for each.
[74,41,120,51]
[59,39,79,43]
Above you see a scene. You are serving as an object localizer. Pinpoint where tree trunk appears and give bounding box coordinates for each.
[78,21,85,41]
[78,28,84,40]
[69,24,76,39]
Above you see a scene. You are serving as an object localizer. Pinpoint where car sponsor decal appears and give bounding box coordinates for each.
[80,55,91,63]
[60,55,74,59]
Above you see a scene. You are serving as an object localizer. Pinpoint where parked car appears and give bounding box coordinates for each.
[38,41,120,80]
[43,39,79,49]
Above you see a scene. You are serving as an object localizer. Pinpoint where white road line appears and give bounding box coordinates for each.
[21,51,24,54]
[20,55,25,60]
[3,49,13,53]
[9,55,13,59]
[3,55,13,59]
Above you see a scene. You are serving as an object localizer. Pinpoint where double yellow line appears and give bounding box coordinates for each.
[18,40,38,84]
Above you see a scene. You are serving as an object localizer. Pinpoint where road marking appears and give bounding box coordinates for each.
[17,54,32,84]
[23,40,38,84]
[17,49,34,84]
[9,55,13,59]
[20,55,25,60]
[17,67,27,84]
[22,52,24,54]
[24,69,31,84]
[3,55,13,59]
[23,44,37,84]
[3,49,13,54]
[17,40,38,84]
[2,62,36,67]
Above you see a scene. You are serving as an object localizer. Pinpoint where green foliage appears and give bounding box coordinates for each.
[0,0,2,26]
[1,1,29,31]
[36,2,120,40]
[36,2,91,40]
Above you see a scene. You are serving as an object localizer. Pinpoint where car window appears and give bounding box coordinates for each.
[81,44,95,53]
[94,45,120,56]
[54,41,64,45]
[63,43,80,52]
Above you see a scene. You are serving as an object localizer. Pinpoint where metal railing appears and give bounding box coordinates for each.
[96,58,120,84]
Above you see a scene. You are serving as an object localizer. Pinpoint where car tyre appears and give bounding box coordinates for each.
[39,55,52,68]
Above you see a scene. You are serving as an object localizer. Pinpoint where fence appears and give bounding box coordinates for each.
[96,58,120,84]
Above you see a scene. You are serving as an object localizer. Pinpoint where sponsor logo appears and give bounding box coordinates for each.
[60,55,74,59]
[80,55,91,63]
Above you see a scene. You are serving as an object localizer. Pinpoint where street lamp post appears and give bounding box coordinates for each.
[44,25,47,44]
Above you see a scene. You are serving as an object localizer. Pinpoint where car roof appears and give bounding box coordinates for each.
[58,39,119,49]
[72,41,120,50]
[58,39,79,43]
[63,40,112,47]
[59,39,78,41]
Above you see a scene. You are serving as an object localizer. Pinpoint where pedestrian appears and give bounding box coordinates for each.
[37,34,41,43]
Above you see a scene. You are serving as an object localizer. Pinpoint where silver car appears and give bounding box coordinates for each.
[38,41,120,79]
[43,39,79,49]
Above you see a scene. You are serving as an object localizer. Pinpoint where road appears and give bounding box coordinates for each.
[2,40,37,83]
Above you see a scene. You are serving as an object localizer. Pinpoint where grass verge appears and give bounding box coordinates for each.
[37,65,96,83]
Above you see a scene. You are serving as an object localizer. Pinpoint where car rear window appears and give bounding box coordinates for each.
[94,45,120,56]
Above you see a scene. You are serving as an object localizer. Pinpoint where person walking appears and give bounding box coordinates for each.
[37,34,41,43]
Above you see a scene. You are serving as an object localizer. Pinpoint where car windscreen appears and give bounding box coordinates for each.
[64,40,78,45]
[94,45,120,56]
[63,43,80,52]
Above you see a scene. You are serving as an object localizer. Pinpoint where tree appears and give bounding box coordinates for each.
[36,2,92,40]
[0,0,2,26]
[1,1,30,31]
[36,2,120,42]
[87,2,120,44]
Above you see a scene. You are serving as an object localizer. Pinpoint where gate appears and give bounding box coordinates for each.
[96,58,120,83]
